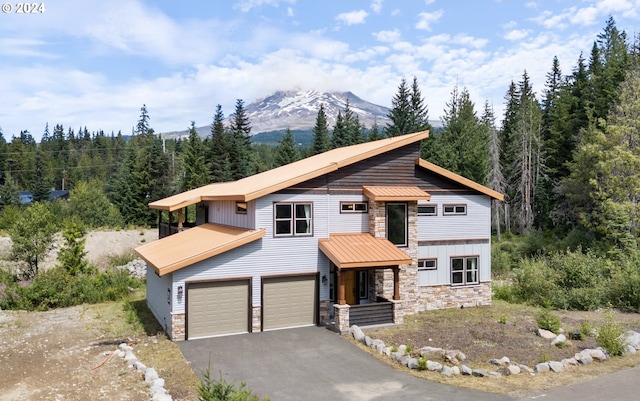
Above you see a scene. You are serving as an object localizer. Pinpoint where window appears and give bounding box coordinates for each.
[443,204,467,215]
[274,202,313,236]
[341,202,368,213]
[418,258,437,286]
[358,270,369,299]
[386,203,408,246]
[417,204,437,216]
[236,202,247,214]
[451,256,478,286]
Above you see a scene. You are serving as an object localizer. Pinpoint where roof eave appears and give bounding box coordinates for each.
[415,159,505,201]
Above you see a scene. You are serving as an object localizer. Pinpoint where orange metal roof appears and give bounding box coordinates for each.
[363,186,431,201]
[149,130,430,211]
[416,159,505,201]
[318,233,412,269]
[135,223,265,276]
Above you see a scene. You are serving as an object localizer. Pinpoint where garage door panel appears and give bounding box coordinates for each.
[187,280,249,339]
[263,275,316,331]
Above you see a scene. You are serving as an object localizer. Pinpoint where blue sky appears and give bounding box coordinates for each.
[1,0,639,141]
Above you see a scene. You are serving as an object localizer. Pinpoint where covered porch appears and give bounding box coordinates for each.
[318,233,411,331]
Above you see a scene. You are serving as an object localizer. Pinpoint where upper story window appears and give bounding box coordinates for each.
[451,256,478,286]
[274,202,313,237]
[417,204,437,216]
[341,202,368,213]
[386,202,407,247]
[443,204,467,215]
[236,202,247,214]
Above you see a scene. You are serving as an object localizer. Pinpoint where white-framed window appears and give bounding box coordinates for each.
[443,204,467,215]
[418,258,437,286]
[236,202,247,214]
[274,202,313,236]
[451,256,479,286]
[341,202,368,213]
[417,204,437,216]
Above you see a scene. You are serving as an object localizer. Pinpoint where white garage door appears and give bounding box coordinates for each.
[262,275,317,331]
[187,280,249,339]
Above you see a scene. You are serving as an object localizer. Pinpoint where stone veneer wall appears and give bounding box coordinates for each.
[319,299,331,325]
[252,306,261,332]
[417,282,492,310]
[334,304,350,332]
[171,313,185,341]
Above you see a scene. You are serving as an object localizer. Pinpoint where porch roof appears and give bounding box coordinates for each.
[135,223,265,276]
[362,186,431,201]
[318,233,412,269]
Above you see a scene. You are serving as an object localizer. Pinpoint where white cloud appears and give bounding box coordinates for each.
[415,10,443,31]
[504,29,530,41]
[234,0,296,12]
[373,29,401,43]
[371,0,383,14]
[336,10,369,25]
[287,7,294,17]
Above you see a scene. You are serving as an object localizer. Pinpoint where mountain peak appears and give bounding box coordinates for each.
[245,90,390,134]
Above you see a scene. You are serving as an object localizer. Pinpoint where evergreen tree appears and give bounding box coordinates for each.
[311,104,330,155]
[331,112,347,148]
[57,218,90,276]
[274,128,299,167]
[409,76,431,133]
[228,99,253,180]
[386,77,411,136]
[0,172,20,207]
[342,99,363,145]
[368,121,381,141]
[181,121,210,191]
[209,105,233,182]
[483,101,505,239]
[33,149,50,202]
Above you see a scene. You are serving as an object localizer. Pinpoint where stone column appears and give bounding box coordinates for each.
[171,313,185,341]
[333,304,350,332]
[252,306,261,332]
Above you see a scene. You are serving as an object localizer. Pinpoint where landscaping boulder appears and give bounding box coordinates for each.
[619,330,640,350]
[407,358,420,370]
[440,365,454,377]
[472,369,488,377]
[461,365,473,376]
[427,361,443,371]
[500,365,521,376]
[419,346,444,359]
[364,336,373,347]
[144,367,159,383]
[576,351,593,365]
[349,325,365,342]
[561,358,578,369]
[519,365,535,375]
[551,334,567,346]
[588,348,607,361]
[538,328,557,339]
[451,366,460,375]
[489,356,510,366]
[534,363,550,373]
[489,371,502,378]
[549,361,564,372]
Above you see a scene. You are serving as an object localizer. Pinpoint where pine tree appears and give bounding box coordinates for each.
[181,121,210,191]
[409,76,431,133]
[228,99,253,180]
[32,149,50,202]
[483,101,505,239]
[368,121,381,141]
[274,128,299,167]
[386,77,411,137]
[311,104,330,155]
[57,219,90,276]
[209,105,233,182]
[342,99,363,145]
[331,112,347,148]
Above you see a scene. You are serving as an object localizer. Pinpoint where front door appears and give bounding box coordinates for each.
[343,270,357,305]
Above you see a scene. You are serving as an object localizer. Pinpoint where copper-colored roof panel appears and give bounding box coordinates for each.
[135,223,265,276]
[149,131,430,210]
[362,186,431,201]
[318,233,411,269]
[416,159,504,201]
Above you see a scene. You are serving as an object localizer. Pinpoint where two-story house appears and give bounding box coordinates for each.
[135,131,503,341]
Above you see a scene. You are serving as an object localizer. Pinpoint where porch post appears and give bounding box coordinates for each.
[157,210,161,238]
[337,267,346,305]
[393,267,400,300]
[177,208,183,231]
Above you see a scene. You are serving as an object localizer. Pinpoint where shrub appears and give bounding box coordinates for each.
[492,281,518,303]
[198,367,269,401]
[596,311,627,356]
[536,309,561,334]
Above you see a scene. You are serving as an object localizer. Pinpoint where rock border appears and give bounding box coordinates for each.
[114,341,173,401]
[349,325,640,379]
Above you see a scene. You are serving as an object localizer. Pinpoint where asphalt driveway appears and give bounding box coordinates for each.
[179,326,511,401]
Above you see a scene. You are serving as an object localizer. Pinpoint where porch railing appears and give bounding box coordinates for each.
[158,222,194,238]
[348,301,393,327]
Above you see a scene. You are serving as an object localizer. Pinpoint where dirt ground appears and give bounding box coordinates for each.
[364,301,640,396]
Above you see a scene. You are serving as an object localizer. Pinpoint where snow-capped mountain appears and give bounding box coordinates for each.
[245,90,391,133]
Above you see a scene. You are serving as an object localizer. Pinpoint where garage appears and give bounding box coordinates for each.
[262,275,317,331]
[187,279,250,339]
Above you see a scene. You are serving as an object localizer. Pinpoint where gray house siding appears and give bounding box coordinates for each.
[207,199,255,228]
[146,267,173,335]
[417,195,491,241]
